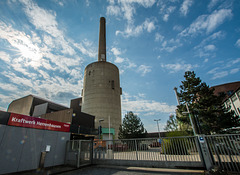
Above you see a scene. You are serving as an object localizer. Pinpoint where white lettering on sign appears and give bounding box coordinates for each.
[36,121,61,128]
[11,117,36,125]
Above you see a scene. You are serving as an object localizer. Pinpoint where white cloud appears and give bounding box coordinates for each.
[180,0,193,16]
[155,33,164,42]
[111,47,121,56]
[107,0,156,37]
[208,0,220,10]
[107,0,156,24]
[158,38,182,53]
[180,9,232,37]
[116,18,156,37]
[0,51,11,63]
[73,42,97,58]
[173,25,183,32]
[162,6,176,22]
[122,92,176,115]
[20,0,62,38]
[137,65,151,76]
[107,4,121,16]
[207,58,240,79]
[207,68,228,80]
[235,39,240,48]
[161,62,198,73]
[115,57,124,63]
[204,44,216,51]
[230,68,239,74]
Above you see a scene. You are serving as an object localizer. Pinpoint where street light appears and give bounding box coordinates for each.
[182,103,197,136]
[99,119,104,140]
[154,119,161,139]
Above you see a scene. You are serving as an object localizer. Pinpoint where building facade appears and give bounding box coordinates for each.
[212,81,240,117]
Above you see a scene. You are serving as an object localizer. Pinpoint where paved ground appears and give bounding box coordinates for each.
[54,165,205,175]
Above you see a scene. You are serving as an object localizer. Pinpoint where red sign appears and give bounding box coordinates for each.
[8,113,70,132]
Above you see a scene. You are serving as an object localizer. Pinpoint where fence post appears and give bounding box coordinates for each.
[197,135,213,170]
[161,138,167,162]
[90,140,93,164]
[135,139,138,160]
[77,140,81,168]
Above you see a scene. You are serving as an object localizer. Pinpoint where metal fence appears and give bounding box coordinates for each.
[93,137,202,163]
[65,140,92,167]
[204,134,240,172]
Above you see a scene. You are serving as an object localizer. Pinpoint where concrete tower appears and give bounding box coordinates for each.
[81,17,122,139]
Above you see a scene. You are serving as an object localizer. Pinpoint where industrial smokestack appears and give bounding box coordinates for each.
[98,17,106,62]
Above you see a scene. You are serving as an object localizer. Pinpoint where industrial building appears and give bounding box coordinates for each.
[81,17,122,139]
[212,81,240,117]
[7,94,96,139]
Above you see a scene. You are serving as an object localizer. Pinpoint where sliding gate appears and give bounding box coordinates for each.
[204,134,240,172]
[65,140,92,168]
[93,137,204,169]
[64,134,240,173]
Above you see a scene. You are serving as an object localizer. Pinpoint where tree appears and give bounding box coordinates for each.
[177,71,240,134]
[118,111,147,139]
[164,114,178,131]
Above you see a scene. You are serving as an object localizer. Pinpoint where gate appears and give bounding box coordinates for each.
[93,137,204,169]
[65,140,92,168]
[204,134,240,172]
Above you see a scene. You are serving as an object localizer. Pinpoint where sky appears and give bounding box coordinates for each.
[0,0,239,133]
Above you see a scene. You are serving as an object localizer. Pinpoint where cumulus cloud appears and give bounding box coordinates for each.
[0,0,96,109]
[161,62,198,73]
[107,0,156,37]
[115,57,125,63]
[111,47,121,56]
[204,44,216,51]
[180,0,193,16]
[116,18,156,37]
[0,51,11,63]
[137,65,151,76]
[155,33,164,42]
[180,9,232,37]
[122,92,176,115]
[158,38,183,53]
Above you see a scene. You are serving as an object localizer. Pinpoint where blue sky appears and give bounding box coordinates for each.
[0,0,239,132]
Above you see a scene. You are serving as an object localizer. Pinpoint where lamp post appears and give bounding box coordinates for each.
[182,103,197,136]
[154,119,161,139]
[99,119,104,140]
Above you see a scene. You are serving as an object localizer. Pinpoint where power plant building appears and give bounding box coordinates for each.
[81,17,122,139]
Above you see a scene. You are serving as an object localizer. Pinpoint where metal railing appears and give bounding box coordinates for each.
[93,137,201,162]
[205,134,240,172]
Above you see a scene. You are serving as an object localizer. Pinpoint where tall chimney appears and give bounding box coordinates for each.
[98,17,106,62]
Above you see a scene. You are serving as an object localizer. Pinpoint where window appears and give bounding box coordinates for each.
[111,80,115,89]
[227,90,234,96]
[231,94,237,102]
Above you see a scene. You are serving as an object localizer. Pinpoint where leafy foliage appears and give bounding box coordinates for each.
[177,71,240,134]
[118,111,147,139]
[164,114,178,131]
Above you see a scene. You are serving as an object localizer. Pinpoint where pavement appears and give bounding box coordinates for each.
[7,165,205,175]
[53,165,205,175]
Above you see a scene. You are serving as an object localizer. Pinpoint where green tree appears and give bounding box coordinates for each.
[177,71,240,134]
[164,114,178,131]
[118,111,147,139]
